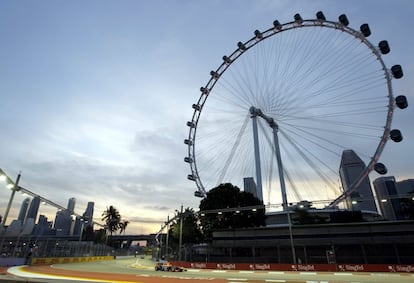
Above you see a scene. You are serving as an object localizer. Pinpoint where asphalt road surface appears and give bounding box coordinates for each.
[2,256,414,283]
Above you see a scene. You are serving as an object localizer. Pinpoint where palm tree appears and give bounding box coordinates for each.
[119,220,129,234]
[101,205,121,238]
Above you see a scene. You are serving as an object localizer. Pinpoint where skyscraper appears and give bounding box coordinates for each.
[339,149,377,212]
[26,196,41,223]
[18,197,30,223]
[244,177,258,198]
[54,210,72,236]
[373,176,401,220]
[397,179,414,195]
[33,215,53,236]
[73,215,83,236]
[83,202,94,228]
[67,197,76,214]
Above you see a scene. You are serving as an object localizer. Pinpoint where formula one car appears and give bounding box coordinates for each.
[155,261,186,272]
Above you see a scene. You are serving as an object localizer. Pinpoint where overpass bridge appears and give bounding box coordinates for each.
[108,234,159,249]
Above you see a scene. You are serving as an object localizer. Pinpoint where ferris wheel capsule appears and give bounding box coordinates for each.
[374,163,388,175]
[316,11,326,22]
[223,55,231,64]
[237,41,246,51]
[395,95,408,109]
[192,103,201,111]
[360,23,371,37]
[187,174,196,181]
[390,129,403,142]
[339,14,349,26]
[254,30,263,39]
[391,65,403,79]
[210,71,220,79]
[379,40,390,54]
[194,191,204,198]
[294,13,303,24]
[273,20,282,30]
[200,87,209,95]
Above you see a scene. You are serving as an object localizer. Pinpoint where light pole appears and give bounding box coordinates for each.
[165,215,169,259]
[0,169,21,227]
[178,205,183,261]
[287,208,297,265]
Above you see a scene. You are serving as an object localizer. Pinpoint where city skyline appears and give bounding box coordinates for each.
[3,173,413,237]
[0,1,413,234]
[1,194,95,237]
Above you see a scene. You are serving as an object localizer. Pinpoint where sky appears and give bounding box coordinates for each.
[0,0,413,235]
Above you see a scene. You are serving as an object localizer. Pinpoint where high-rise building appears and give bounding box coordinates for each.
[18,198,30,223]
[32,215,53,236]
[73,215,83,236]
[244,177,258,198]
[397,179,414,195]
[26,196,41,223]
[67,197,76,214]
[54,210,72,236]
[339,149,377,212]
[83,202,94,229]
[373,176,402,220]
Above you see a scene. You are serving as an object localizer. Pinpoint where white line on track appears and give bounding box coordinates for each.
[300,272,317,275]
[333,272,353,275]
[268,271,285,275]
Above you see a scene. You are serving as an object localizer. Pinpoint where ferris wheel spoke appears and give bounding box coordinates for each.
[281,130,340,188]
[217,114,250,184]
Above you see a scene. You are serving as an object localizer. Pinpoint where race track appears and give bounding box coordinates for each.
[3,256,414,283]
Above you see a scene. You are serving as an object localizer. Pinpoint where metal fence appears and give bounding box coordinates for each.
[0,235,113,259]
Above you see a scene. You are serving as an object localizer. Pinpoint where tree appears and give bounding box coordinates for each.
[167,207,203,259]
[101,205,121,238]
[119,220,130,234]
[199,183,266,241]
[169,208,203,244]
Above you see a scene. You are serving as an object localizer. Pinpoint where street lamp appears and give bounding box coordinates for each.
[165,215,169,259]
[0,169,21,227]
[179,205,183,261]
[286,207,297,265]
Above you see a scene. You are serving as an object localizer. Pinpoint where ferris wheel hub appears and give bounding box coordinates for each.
[250,106,277,129]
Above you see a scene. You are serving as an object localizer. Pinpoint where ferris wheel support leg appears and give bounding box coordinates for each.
[252,116,264,202]
[273,127,288,211]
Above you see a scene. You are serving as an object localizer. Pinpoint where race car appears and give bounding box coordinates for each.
[155,261,186,272]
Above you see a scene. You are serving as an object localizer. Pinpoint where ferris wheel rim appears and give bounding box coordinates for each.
[186,16,395,201]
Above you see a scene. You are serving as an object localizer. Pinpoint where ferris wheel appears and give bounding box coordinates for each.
[184,12,408,209]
